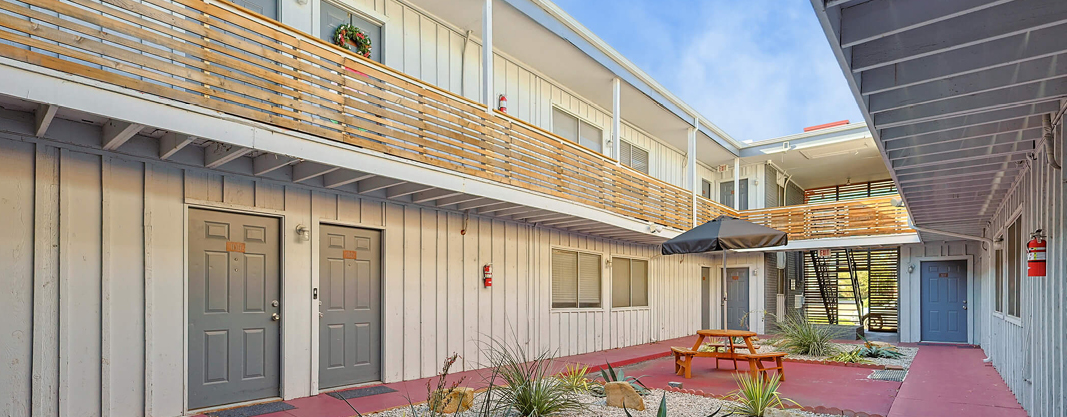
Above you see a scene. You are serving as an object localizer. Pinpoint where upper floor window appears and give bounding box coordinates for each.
[994,245,1004,313]
[321,1,383,63]
[611,257,648,308]
[552,249,601,308]
[618,140,649,174]
[229,0,278,20]
[552,108,602,153]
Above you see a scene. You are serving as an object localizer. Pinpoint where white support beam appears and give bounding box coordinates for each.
[356,176,405,194]
[860,20,1067,95]
[840,0,1013,48]
[482,0,494,113]
[887,129,1041,160]
[687,121,698,226]
[895,155,1022,176]
[477,202,520,214]
[458,198,501,211]
[434,194,484,207]
[883,117,1043,149]
[891,144,1034,169]
[898,165,1024,184]
[493,206,539,217]
[252,154,296,176]
[204,143,249,169]
[523,212,572,222]
[733,157,740,210]
[849,0,1067,72]
[292,161,339,183]
[386,183,434,199]
[159,132,195,160]
[873,81,1067,128]
[101,119,144,151]
[612,77,621,163]
[34,103,58,137]
[880,104,1055,142]
[323,169,373,188]
[412,189,463,204]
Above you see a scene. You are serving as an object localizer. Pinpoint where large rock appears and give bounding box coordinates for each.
[764,408,801,417]
[429,387,474,414]
[869,341,898,351]
[604,381,645,411]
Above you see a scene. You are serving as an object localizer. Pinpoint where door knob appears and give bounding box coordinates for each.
[271,313,280,321]
[962,305,968,310]
[319,312,324,318]
[272,300,279,307]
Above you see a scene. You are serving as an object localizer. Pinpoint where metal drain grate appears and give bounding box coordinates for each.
[869,369,907,382]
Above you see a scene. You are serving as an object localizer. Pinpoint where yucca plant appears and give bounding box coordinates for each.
[622,392,668,417]
[483,338,585,416]
[828,348,872,364]
[555,363,592,394]
[728,373,795,416]
[772,313,837,357]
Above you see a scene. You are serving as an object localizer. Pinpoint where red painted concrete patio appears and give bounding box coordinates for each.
[194,337,1027,417]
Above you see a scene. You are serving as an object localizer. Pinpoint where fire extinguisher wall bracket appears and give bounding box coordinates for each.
[1027,230,1047,277]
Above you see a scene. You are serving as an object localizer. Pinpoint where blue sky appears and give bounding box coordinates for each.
[552,0,863,143]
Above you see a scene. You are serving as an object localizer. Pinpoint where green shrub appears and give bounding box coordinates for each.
[484,339,585,416]
[828,348,872,364]
[772,313,837,357]
[728,373,795,416]
[859,345,904,359]
[555,363,592,394]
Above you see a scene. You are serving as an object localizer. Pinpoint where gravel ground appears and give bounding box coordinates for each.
[753,341,919,369]
[365,389,837,417]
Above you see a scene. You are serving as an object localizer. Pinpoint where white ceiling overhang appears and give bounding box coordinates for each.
[810,0,1067,239]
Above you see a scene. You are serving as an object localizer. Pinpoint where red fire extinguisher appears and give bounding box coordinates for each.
[498,94,507,113]
[1027,230,1046,277]
[483,263,493,287]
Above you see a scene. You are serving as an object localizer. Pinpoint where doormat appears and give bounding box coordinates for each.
[327,385,398,400]
[206,401,295,417]
[868,369,907,382]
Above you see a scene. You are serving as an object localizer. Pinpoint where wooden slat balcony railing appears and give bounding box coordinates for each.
[737,195,913,241]
[0,0,694,229]
[0,0,912,240]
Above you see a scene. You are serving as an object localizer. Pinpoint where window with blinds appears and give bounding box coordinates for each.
[611,257,648,308]
[552,249,602,308]
[552,108,603,153]
[618,140,649,174]
[1007,217,1021,317]
[995,247,1004,313]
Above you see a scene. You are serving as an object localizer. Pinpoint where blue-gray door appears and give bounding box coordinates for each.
[701,267,711,329]
[725,267,749,330]
[319,224,382,388]
[920,260,968,343]
[188,209,281,409]
[719,180,749,210]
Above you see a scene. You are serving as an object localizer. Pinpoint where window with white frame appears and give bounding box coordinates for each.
[611,257,648,308]
[1006,217,1021,317]
[552,108,603,153]
[320,1,383,63]
[618,140,649,174]
[552,249,602,308]
[994,245,1004,313]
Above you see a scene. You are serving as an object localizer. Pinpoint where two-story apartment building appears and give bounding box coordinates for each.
[0,0,918,415]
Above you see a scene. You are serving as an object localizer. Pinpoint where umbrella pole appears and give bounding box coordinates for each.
[721,250,727,329]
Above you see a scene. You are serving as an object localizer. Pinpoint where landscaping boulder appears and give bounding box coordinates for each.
[869,341,898,351]
[429,387,474,414]
[604,381,645,411]
[764,408,801,417]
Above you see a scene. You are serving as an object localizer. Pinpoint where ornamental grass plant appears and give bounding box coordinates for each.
[483,337,586,416]
[772,313,837,357]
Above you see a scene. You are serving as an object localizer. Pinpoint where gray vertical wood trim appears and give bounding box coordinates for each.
[101,156,113,417]
[1,138,34,416]
[32,143,60,417]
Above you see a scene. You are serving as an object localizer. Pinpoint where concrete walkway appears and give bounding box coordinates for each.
[887,344,1027,417]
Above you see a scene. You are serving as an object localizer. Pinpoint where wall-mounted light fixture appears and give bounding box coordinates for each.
[907,264,914,274]
[296,224,311,241]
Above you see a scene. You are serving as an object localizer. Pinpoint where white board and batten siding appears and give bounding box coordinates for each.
[978,115,1066,417]
[0,120,716,416]
[897,241,984,344]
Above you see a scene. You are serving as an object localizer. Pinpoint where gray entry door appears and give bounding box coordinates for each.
[719,180,749,210]
[319,224,382,388]
[701,267,712,330]
[920,260,968,343]
[725,267,749,330]
[188,209,281,409]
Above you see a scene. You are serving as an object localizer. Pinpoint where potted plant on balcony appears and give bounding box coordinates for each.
[333,23,372,59]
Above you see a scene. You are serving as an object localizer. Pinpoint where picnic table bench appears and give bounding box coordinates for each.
[671,329,786,381]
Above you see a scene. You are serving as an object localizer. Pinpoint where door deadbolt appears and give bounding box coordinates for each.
[271,300,279,307]
[271,313,280,321]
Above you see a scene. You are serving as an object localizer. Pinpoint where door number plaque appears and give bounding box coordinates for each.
[226,241,246,253]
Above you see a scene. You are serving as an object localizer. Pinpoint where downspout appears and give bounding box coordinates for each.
[1042,114,1062,170]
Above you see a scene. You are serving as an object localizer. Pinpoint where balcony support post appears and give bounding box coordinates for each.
[688,118,698,227]
[733,157,740,210]
[612,77,621,163]
[482,0,494,113]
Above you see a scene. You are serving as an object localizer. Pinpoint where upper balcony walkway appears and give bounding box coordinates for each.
[0,0,912,243]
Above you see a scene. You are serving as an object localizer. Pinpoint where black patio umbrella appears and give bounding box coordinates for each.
[661,215,788,255]
[661,215,788,329]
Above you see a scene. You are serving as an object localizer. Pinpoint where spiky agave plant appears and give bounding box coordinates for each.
[591,362,650,397]
[484,337,585,416]
[728,373,795,417]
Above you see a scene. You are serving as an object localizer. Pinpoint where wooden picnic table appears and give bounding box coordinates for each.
[671,329,786,381]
